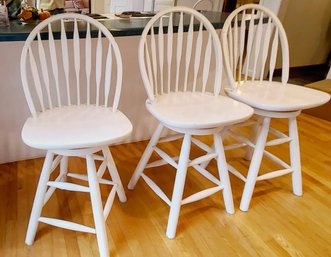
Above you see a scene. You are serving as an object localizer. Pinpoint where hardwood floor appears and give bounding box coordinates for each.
[0,113,330,257]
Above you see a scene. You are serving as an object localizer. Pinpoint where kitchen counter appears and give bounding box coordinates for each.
[0,11,227,41]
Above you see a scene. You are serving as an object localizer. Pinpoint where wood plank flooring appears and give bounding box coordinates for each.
[0,113,330,257]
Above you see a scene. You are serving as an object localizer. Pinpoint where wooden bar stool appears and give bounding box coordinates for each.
[20,13,132,257]
[128,7,254,239]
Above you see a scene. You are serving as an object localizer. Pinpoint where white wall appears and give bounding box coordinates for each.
[280,0,331,67]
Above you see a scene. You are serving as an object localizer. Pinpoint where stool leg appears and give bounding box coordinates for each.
[289,117,302,196]
[214,132,234,214]
[244,116,262,161]
[103,147,127,203]
[128,123,164,190]
[86,154,109,257]
[166,133,191,239]
[25,151,55,245]
[60,156,68,182]
[240,117,270,212]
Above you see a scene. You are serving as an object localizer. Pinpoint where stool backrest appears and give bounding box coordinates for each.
[221,4,289,89]
[139,6,223,102]
[21,13,123,118]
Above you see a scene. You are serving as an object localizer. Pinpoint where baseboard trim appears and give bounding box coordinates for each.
[273,64,329,79]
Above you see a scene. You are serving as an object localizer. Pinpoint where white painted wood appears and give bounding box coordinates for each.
[37,33,52,108]
[97,160,107,179]
[259,18,272,81]
[256,168,292,181]
[175,12,184,92]
[189,152,217,166]
[151,26,158,95]
[154,146,178,169]
[251,11,264,80]
[102,146,127,202]
[86,22,92,105]
[96,30,102,107]
[182,186,223,205]
[221,1,330,211]
[104,43,112,107]
[191,137,214,153]
[131,6,254,238]
[239,117,270,211]
[193,23,203,92]
[61,19,71,105]
[47,24,61,107]
[21,13,132,257]
[25,151,54,245]
[184,15,194,92]
[158,18,164,94]
[269,27,279,81]
[43,172,66,205]
[28,46,44,112]
[193,164,220,185]
[46,181,90,192]
[103,185,117,219]
[289,117,302,196]
[142,173,172,206]
[166,133,191,239]
[203,35,213,93]
[39,217,96,234]
[86,154,109,257]
[228,163,247,182]
[214,132,234,214]
[128,124,164,189]
[166,13,173,93]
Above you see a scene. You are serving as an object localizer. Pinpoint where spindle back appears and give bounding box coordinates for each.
[20,13,123,118]
[139,6,223,102]
[221,4,289,89]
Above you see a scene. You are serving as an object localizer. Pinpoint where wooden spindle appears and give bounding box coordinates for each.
[166,13,173,93]
[28,46,45,112]
[73,18,81,105]
[175,12,184,92]
[193,22,203,92]
[259,18,272,81]
[85,22,92,105]
[269,27,279,81]
[104,44,112,107]
[37,33,52,109]
[238,10,246,82]
[202,34,212,93]
[251,11,264,80]
[95,29,102,106]
[150,25,158,95]
[158,18,164,94]
[183,15,194,92]
[48,23,61,107]
[244,9,256,81]
[61,19,71,106]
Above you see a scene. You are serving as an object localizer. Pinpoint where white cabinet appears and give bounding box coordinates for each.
[144,0,175,12]
[110,0,133,13]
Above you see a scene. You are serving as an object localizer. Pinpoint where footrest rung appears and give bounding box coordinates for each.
[266,137,291,146]
[228,164,246,182]
[189,153,217,167]
[66,173,115,186]
[47,181,90,192]
[257,169,293,181]
[181,186,224,205]
[39,217,96,234]
[141,173,171,206]
[224,142,247,151]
